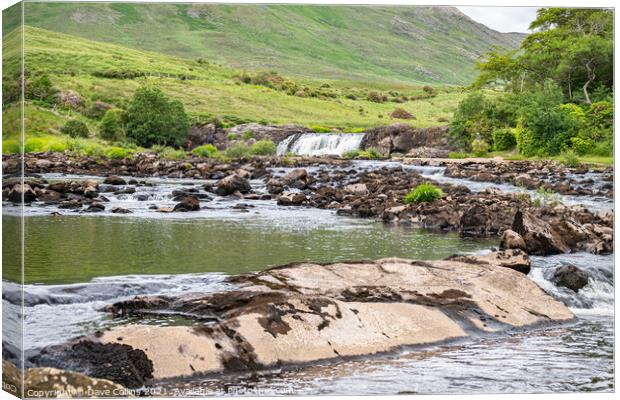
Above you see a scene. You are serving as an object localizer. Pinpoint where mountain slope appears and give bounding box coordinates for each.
[3,26,467,141]
[20,3,524,85]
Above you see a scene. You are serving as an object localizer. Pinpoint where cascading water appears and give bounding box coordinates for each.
[277,132,365,156]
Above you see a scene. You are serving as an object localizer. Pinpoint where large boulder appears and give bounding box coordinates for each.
[550,264,591,292]
[215,174,251,196]
[511,210,570,255]
[38,253,572,383]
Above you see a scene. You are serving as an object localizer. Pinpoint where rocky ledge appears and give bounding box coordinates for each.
[31,251,573,387]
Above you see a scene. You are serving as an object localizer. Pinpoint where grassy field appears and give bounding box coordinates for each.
[3,26,468,147]
[7,3,523,85]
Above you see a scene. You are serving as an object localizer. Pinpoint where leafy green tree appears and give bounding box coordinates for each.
[125,87,188,147]
[98,109,126,142]
[60,120,89,138]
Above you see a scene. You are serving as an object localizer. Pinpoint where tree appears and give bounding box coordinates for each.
[125,87,188,147]
[98,109,126,142]
[473,8,613,103]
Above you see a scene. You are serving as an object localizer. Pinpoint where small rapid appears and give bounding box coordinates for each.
[277,133,365,156]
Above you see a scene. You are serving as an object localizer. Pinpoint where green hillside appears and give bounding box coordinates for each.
[3,26,467,146]
[17,3,523,85]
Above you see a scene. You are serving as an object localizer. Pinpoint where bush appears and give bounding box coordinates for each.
[105,147,132,160]
[560,149,580,168]
[159,146,186,160]
[360,148,383,160]
[25,74,58,104]
[125,87,189,147]
[2,139,21,154]
[389,107,415,119]
[84,100,113,120]
[250,140,276,156]
[241,130,256,140]
[367,91,386,103]
[60,120,89,138]
[448,152,469,159]
[471,138,490,157]
[492,128,517,151]
[422,85,436,95]
[191,144,219,158]
[570,136,595,155]
[224,142,251,159]
[227,133,238,140]
[403,183,443,204]
[98,109,126,142]
[342,149,361,159]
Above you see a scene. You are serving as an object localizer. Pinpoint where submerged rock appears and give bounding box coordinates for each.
[36,252,572,384]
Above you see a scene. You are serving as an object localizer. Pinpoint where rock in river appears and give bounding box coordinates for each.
[215,174,251,196]
[172,195,200,212]
[33,251,573,385]
[550,264,591,292]
[103,175,127,185]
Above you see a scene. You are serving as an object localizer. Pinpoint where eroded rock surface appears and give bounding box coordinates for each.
[33,252,573,385]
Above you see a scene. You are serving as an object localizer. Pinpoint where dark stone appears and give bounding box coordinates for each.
[173,195,200,212]
[103,175,127,185]
[551,264,591,292]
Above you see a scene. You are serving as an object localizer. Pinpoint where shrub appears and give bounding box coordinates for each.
[227,133,238,140]
[159,146,186,160]
[422,85,436,95]
[492,128,517,151]
[60,120,89,138]
[367,91,386,103]
[570,136,595,155]
[251,140,276,156]
[98,109,126,142]
[389,107,415,119]
[403,183,443,204]
[25,74,58,104]
[191,144,219,158]
[224,142,251,159]
[560,149,580,168]
[241,130,256,140]
[361,148,383,160]
[105,147,132,160]
[342,149,361,159]
[471,138,490,157]
[125,87,188,147]
[2,139,21,154]
[84,100,113,120]
[448,152,469,159]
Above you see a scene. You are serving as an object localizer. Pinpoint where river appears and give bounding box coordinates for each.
[1,159,614,395]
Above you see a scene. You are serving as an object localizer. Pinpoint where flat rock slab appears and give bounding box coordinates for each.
[35,251,573,385]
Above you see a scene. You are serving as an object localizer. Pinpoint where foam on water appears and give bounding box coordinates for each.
[277,133,365,156]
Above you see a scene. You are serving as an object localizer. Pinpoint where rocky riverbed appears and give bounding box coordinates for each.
[2,152,614,396]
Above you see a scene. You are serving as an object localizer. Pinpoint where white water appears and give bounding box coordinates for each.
[277,133,365,156]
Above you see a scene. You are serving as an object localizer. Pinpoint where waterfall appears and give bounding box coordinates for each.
[277,132,365,156]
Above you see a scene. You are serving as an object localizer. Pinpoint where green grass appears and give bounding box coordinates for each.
[3,26,467,136]
[19,3,523,85]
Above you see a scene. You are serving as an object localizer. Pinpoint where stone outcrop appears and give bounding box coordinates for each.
[361,124,449,155]
[227,123,313,144]
[33,252,573,384]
